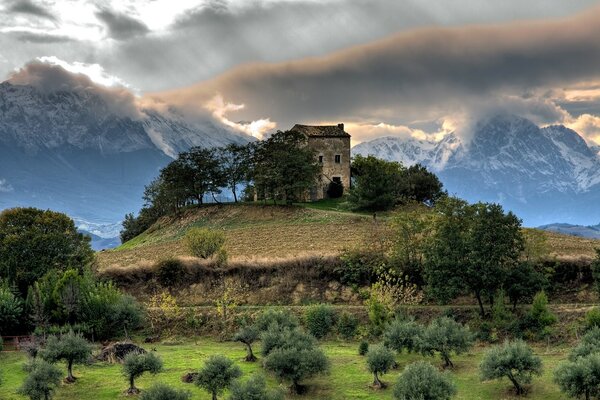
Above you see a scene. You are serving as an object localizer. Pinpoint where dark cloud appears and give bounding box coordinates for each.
[7,61,141,119]
[8,0,57,21]
[95,8,149,40]
[149,6,600,133]
[14,31,72,43]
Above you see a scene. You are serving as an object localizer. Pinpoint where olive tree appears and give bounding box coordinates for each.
[233,325,259,362]
[196,355,242,400]
[480,340,542,395]
[140,383,191,400]
[254,308,298,332]
[393,361,456,400]
[18,360,63,400]
[263,327,329,393]
[122,351,163,394]
[229,374,284,400]
[383,318,423,354]
[569,327,600,361]
[366,344,395,389]
[40,331,92,383]
[554,353,600,400]
[420,317,473,368]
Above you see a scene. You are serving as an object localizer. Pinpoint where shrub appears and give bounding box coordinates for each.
[592,248,600,299]
[420,317,473,368]
[262,327,329,393]
[18,360,63,400]
[261,326,315,357]
[155,258,186,287]
[358,341,369,356]
[229,374,284,400]
[233,325,259,362]
[585,307,600,331]
[122,351,163,394]
[384,318,423,354]
[554,353,600,400]
[480,340,542,395]
[569,327,600,360]
[367,297,389,337]
[336,249,381,286]
[366,344,395,389]
[185,228,226,259]
[254,308,298,332]
[0,282,23,334]
[195,355,242,400]
[140,383,191,400]
[337,312,359,339]
[521,291,556,340]
[394,361,456,400]
[304,304,336,339]
[40,331,93,383]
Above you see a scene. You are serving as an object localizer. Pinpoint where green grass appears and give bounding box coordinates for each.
[0,339,568,400]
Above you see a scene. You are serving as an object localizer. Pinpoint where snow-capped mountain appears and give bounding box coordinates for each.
[0,81,252,246]
[353,115,600,226]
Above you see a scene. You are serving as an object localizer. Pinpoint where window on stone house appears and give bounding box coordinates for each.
[318,155,323,163]
[334,154,341,163]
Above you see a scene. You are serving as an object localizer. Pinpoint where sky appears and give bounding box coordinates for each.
[2,0,600,143]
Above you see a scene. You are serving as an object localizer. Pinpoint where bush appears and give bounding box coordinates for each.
[367,297,389,337]
[0,282,23,334]
[337,312,359,339]
[585,308,600,331]
[196,355,242,400]
[336,249,381,286]
[18,360,63,400]
[229,374,284,400]
[122,351,163,394]
[383,318,423,354]
[140,383,191,400]
[480,340,542,395]
[262,327,329,393]
[40,331,93,383]
[233,325,259,362]
[366,344,395,389]
[420,317,473,368]
[569,327,600,360]
[155,258,186,287]
[358,341,369,356]
[394,361,456,400]
[254,308,298,332]
[185,228,226,259]
[521,291,556,340]
[304,304,336,339]
[554,353,600,400]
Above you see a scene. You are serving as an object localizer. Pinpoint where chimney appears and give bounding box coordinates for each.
[337,123,344,131]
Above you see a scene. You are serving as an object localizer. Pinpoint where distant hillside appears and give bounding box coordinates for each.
[96,203,600,271]
[538,223,600,240]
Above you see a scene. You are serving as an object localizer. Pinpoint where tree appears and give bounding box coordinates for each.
[254,308,298,332]
[592,248,600,300]
[52,269,88,325]
[348,155,405,211]
[480,340,542,395]
[181,147,227,204]
[505,262,546,310]
[40,331,92,383]
[122,351,163,394]
[262,327,329,393]
[229,374,284,400]
[185,228,226,259]
[140,383,191,400]
[18,360,63,400]
[0,208,93,294]
[0,281,23,334]
[252,130,321,204]
[424,198,524,317]
[393,361,456,400]
[366,344,395,389]
[383,318,423,354]
[217,143,253,203]
[554,354,600,400]
[569,328,600,361]
[521,291,556,340]
[196,355,242,400]
[304,304,336,339]
[400,163,445,206]
[233,325,259,362]
[420,317,473,368]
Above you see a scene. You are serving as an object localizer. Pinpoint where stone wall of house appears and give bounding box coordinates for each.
[308,136,351,200]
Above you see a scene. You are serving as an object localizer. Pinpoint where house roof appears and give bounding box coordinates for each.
[290,123,350,138]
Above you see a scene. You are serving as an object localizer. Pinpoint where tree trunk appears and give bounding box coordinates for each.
[232,185,238,203]
[507,373,522,395]
[212,192,222,204]
[443,354,454,369]
[475,291,486,318]
[372,371,383,388]
[245,343,257,362]
[212,392,218,400]
[66,360,75,382]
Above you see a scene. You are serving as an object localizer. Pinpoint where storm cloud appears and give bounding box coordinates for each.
[7,0,57,21]
[95,8,149,40]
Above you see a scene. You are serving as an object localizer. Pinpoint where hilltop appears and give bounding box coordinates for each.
[96,202,599,271]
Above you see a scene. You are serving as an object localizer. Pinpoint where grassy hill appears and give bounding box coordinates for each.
[97,202,599,271]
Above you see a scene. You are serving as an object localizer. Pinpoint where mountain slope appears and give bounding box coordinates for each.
[353,115,600,226]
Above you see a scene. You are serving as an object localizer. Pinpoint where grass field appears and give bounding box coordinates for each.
[97,203,599,271]
[0,338,569,400]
